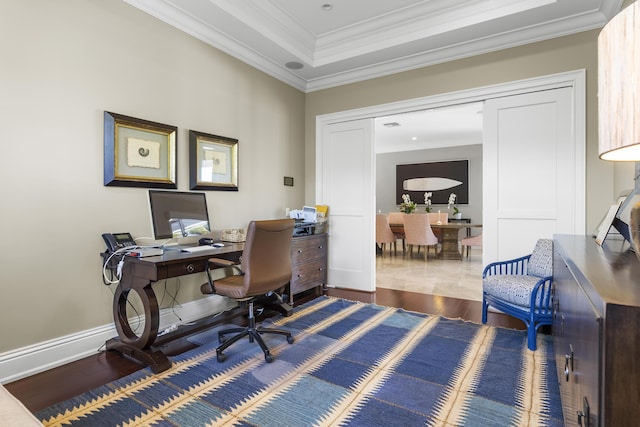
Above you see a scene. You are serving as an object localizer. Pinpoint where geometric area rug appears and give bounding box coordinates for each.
[37,296,564,426]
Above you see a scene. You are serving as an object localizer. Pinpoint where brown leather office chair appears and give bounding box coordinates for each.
[201,219,295,363]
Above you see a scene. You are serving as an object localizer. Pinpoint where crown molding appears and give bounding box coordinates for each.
[124,0,619,93]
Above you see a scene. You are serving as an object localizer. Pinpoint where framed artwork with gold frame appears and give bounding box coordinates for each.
[103,111,177,188]
[189,130,238,191]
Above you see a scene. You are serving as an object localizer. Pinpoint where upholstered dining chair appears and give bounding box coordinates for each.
[427,212,448,224]
[403,213,438,261]
[200,219,295,363]
[376,213,397,255]
[427,212,447,241]
[387,212,405,253]
[461,233,483,257]
[482,239,553,350]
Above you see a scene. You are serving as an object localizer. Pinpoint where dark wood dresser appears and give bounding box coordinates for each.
[289,233,327,304]
[553,235,640,426]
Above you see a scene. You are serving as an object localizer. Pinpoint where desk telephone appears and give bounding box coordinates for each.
[102,232,136,253]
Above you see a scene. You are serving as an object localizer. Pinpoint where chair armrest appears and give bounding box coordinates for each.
[530,276,553,312]
[208,257,237,268]
[482,254,531,277]
[208,257,242,274]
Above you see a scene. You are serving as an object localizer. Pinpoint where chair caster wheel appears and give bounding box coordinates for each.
[216,352,227,362]
[287,336,294,344]
[265,353,273,363]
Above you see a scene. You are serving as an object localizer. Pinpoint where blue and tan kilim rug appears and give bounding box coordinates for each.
[37,296,563,426]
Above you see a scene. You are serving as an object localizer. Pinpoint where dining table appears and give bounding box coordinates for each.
[390,222,482,260]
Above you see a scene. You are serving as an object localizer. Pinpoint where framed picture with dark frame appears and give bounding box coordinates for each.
[396,160,469,204]
[103,111,177,188]
[189,130,238,191]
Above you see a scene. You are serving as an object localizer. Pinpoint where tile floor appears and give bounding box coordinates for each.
[376,244,483,301]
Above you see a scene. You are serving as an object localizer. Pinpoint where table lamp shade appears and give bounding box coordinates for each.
[598,2,640,161]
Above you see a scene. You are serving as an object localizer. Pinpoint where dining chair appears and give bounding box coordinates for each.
[403,213,438,261]
[461,233,482,257]
[387,212,406,253]
[427,212,448,242]
[427,212,448,224]
[376,213,397,256]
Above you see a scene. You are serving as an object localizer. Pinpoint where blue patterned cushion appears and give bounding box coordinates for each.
[527,239,553,278]
[483,274,545,308]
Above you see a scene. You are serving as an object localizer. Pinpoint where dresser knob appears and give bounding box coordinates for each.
[298,249,303,253]
[186,264,195,273]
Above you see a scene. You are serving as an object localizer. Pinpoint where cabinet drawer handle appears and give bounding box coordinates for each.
[297,274,302,278]
[186,264,195,273]
[297,249,303,253]
[318,245,324,249]
[564,345,574,381]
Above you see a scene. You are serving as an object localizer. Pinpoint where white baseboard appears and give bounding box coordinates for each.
[0,296,234,383]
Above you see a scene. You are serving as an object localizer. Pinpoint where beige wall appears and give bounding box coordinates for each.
[0,0,631,370]
[305,30,616,234]
[0,0,304,353]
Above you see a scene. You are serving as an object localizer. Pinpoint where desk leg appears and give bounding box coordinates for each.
[438,228,463,260]
[106,274,172,373]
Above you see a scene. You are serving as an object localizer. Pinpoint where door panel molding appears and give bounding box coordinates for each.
[317,70,585,291]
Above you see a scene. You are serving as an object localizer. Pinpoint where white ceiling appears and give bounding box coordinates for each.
[375,102,485,153]
[124,0,621,93]
[123,0,621,153]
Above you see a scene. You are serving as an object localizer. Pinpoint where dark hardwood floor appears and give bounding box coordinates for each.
[5,288,525,414]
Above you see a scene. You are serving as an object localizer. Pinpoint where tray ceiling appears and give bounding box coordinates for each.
[124,0,621,93]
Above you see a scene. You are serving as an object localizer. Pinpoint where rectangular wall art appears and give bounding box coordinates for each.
[103,111,177,188]
[396,160,468,204]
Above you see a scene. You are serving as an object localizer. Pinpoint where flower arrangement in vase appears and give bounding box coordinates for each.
[448,193,461,218]
[400,194,417,214]
[424,192,432,212]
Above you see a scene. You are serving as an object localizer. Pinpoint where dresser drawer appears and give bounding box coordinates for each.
[291,261,326,292]
[289,234,327,302]
[291,235,327,264]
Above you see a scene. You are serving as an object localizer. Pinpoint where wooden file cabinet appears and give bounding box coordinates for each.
[289,233,327,304]
[553,235,640,427]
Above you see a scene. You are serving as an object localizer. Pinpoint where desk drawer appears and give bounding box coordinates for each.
[163,259,208,278]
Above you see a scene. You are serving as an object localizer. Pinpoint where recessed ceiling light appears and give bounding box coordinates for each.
[321,4,333,11]
[412,137,417,140]
[285,61,304,70]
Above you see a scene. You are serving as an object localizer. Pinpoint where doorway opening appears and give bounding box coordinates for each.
[316,70,585,294]
[374,102,485,300]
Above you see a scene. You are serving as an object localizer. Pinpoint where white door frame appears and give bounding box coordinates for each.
[316,70,585,289]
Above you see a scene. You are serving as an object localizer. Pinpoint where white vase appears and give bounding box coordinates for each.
[454,213,462,219]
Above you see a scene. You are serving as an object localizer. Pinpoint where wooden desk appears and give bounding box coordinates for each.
[106,244,243,373]
[390,223,482,260]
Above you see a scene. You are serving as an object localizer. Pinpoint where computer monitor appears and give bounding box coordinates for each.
[148,190,211,240]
